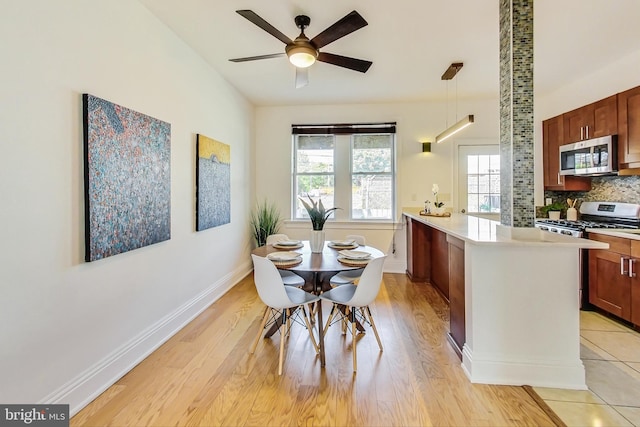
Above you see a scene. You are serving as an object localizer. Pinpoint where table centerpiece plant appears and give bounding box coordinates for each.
[299,195,340,253]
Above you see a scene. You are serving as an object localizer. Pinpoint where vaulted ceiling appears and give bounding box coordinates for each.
[140,0,640,107]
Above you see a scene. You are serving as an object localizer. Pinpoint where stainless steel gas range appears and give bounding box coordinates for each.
[535,201,640,308]
[535,201,640,237]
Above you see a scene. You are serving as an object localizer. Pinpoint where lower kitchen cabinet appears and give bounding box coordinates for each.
[631,240,640,326]
[588,233,638,323]
[404,214,464,358]
[405,216,430,282]
[431,227,450,300]
[447,234,465,356]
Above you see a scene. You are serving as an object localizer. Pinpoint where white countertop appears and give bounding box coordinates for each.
[403,209,608,249]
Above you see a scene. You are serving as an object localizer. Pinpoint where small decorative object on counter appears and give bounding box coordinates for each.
[566,198,578,221]
[423,200,431,214]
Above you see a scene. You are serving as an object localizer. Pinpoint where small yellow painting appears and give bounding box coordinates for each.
[196,134,231,230]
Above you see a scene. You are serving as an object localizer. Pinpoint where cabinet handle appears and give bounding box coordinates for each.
[557,173,562,185]
[580,126,584,140]
[586,126,590,140]
[621,256,629,276]
[630,259,636,278]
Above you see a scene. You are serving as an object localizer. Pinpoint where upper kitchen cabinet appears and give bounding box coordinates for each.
[563,95,618,144]
[618,85,640,168]
[542,115,591,191]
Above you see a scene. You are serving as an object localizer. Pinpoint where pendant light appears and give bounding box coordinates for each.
[436,62,474,144]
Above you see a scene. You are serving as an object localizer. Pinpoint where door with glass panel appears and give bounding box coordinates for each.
[457,145,500,214]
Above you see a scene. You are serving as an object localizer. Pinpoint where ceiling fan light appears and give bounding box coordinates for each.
[287,46,317,68]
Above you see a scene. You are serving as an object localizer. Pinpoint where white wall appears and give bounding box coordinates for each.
[0,0,254,412]
[255,98,500,271]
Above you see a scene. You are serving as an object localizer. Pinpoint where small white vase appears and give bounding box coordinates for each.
[310,230,325,253]
[433,207,446,216]
[567,207,578,221]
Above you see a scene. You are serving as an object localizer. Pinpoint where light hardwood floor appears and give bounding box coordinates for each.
[71,273,556,427]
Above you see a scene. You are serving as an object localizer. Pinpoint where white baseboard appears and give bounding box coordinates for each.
[41,261,253,416]
[462,344,587,390]
[383,259,406,274]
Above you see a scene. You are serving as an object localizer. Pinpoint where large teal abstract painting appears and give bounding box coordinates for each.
[83,94,171,262]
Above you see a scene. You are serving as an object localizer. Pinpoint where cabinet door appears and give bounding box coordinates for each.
[618,86,640,166]
[542,116,591,191]
[592,95,618,138]
[564,105,593,143]
[447,235,465,357]
[405,216,430,282]
[431,228,449,300]
[631,241,640,326]
[589,248,631,321]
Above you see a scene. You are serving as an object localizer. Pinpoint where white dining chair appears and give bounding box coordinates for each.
[329,234,367,286]
[321,255,386,372]
[250,254,320,375]
[266,234,306,287]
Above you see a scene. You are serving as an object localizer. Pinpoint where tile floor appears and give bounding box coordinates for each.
[534,310,640,427]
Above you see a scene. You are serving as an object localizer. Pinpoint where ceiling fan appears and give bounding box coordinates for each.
[229,10,373,88]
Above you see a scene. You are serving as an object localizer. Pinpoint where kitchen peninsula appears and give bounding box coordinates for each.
[403,209,608,390]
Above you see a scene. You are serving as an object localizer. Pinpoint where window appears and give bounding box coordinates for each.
[458,145,500,213]
[293,123,396,221]
[293,135,335,220]
[351,134,393,219]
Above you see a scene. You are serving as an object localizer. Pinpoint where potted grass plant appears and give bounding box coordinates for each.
[299,195,340,253]
[250,199,281,247]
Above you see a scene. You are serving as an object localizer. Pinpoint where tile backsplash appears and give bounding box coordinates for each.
[544,175,640,214]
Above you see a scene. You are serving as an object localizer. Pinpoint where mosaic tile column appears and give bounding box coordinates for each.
[499,0,535,227]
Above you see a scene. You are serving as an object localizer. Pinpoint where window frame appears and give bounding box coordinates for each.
[291,123,397,223]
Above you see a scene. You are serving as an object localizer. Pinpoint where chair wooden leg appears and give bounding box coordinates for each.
[301,306,320,354]
[251,306,271,354]
[308,302,316,324]
[351,308,357,372]
[323,304,337,335]
[286,309,292,338]
[366,306,383,351]
[279,309,287,375]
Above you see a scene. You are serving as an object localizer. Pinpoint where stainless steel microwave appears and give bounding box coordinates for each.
[559,135,617,176]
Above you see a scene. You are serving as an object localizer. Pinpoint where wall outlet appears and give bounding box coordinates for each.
[545,198,552,206]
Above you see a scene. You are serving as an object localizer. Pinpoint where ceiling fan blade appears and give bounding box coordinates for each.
[295,67,309,89]
[317,52,372,73]
[310,10,368,49]
[229,53,285,63]
[236,10,293,45]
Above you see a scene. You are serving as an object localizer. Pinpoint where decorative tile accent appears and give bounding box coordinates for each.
[499,0,535,227]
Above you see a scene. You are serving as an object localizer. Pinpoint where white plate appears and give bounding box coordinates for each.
[274,240,302,246]
[338,250,371,260]
[267,251,301,262]
[330,240,357,246]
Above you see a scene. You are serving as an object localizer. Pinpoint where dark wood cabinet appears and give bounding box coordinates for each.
[447,234,465,356]
[431,228,450,300]
[542,115,591,191]
[563,95,617,144]
[588,233,632,321]
[631,240,640,326]
[618,86,640,168]
[405,216,430,282]
[404,214,465,359]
